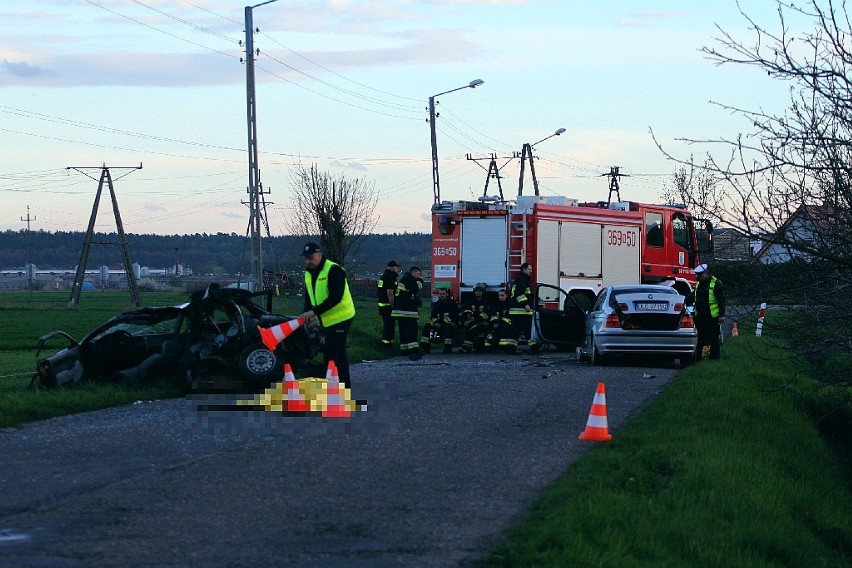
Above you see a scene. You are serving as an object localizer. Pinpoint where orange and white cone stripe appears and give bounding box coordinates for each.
[579,382,612,442]
[284,363,309,412]
[258,317,304,352]
[322,360,350,418]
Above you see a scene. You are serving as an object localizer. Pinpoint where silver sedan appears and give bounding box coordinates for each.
[576,285,697,367]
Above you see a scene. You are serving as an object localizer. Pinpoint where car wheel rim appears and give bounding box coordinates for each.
[246,349,275,374]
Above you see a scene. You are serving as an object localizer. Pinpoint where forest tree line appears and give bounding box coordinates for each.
[0,230,431,278]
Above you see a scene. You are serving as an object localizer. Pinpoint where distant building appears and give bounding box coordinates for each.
[753,204,831,264]
[712,227,752,263]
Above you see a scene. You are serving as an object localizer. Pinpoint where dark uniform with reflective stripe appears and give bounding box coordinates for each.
[487,292,517,352]
[391,269,424,359]
[377,267,399,347]
[420,291,460,354]
[509,267,537,349]
[460,290,492,352]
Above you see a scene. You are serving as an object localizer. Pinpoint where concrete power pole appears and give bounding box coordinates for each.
[21,205,36,290]
[242,0,278,292]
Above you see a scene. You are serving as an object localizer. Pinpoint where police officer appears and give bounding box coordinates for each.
[299,242,356,386]
[377,260,400,349]
[460,283,491,353]
[510,263,538,352]
[392,266,424,360]
[420,288,460,354]
[692,263,726,361]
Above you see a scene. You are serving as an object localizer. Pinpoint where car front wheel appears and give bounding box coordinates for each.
[238,343,284,384]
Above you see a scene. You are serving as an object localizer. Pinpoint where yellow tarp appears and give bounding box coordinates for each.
[236,377,358,413]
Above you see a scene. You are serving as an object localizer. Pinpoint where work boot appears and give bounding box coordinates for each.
[408,350,422,361]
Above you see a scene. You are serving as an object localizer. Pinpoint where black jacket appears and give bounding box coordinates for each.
[377,268,398,306]
[394,272,424,313]
[430,297,460,325]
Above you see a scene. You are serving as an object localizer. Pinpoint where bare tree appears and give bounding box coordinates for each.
[661,158,722,210]
[654,0,851,402]
[285,164,379,267]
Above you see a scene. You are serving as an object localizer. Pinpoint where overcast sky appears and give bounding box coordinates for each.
[1,1,795,239]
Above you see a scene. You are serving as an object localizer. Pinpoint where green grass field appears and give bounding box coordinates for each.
[476,337,852,567]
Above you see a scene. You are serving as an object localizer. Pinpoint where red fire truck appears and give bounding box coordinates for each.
[430,194,713,310]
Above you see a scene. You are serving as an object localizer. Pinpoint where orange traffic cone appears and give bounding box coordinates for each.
[322,360,351,418]
[284,363,310,412]
[258,317,304,352]
[579,382,612,442]
[732,322,739,337]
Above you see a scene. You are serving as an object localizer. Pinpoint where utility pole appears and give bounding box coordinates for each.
[242,0,278,292]
[21,205,36,290]
[428,79,484,205]
[518,128,565,196]
[466,153,515,201]
[602,166,627,206]
[66,164,142,308]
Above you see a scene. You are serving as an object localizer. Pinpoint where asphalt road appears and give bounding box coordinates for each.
[0,352,679,567]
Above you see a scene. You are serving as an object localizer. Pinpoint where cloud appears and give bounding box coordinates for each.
[616,11,696,28]
[1,59,56,78]
[330,160,368,172]
[142,202,167,213]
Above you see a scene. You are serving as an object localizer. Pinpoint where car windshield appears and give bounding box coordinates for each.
[89,311,185,342]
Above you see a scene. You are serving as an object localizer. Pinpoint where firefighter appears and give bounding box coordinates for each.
[392,266,424,360]
[420,287,460,354]
[691,263,726,361]
[298,242,356,387]
[460,283,492,353]
[377,260,400,349]
[509,262,539,352]
[486,288,518,353]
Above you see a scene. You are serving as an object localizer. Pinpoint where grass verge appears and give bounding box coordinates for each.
[476,336,852,567]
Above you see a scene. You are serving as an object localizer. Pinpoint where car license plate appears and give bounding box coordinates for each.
[635,302,668,311]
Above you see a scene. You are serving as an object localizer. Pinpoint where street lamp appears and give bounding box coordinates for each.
[244,0,279,292]
[429,79,485,205]
[518,128,566,197]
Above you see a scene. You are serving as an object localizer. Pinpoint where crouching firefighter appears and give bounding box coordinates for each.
[460,283,491,353]
[420,287,460,354]
[486,288,518,354]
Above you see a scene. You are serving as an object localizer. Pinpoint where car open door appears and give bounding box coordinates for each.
[533,283,586,348]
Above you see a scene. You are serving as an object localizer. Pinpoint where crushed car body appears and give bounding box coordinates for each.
[33,284,318,389]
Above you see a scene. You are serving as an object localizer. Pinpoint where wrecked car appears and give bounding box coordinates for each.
[33,284,318,389]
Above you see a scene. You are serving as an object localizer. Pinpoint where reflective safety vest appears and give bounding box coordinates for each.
[305,260,355,327]
[695,276,720,318]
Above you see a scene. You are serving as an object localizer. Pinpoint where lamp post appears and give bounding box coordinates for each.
[518,127,566,196]
[429,79,484,205]
[244,0,278,292]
